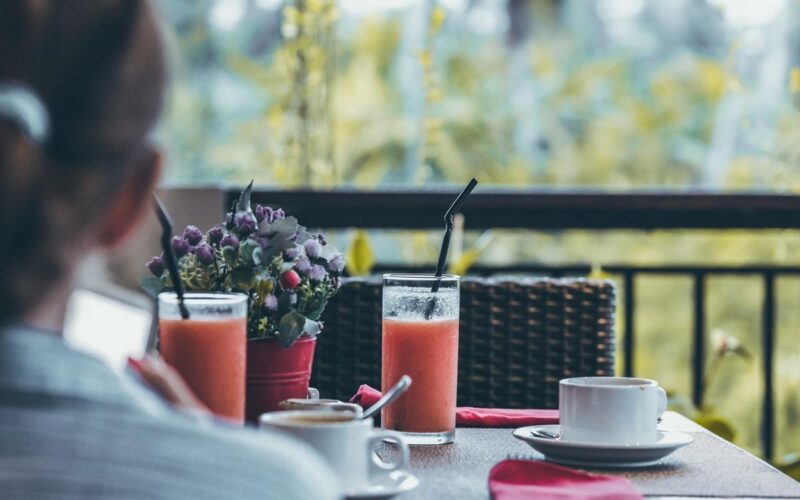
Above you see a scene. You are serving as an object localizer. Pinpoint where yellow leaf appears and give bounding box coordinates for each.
[696,59,726,102]
[307,0,323,13]
[267,106,283,127]
[346,230,375,276]
[694,412,736,442]
[588,263,611,280]
[449,231,492,276]
[777,454,800,480]
[424,117,443,133]
[324,6,339,23]
[530,47,556,77]
[426,88,444,103]
[429,7,446,36]
[418,50,432,70]
[283,6,301,23]
[790,68,800,94]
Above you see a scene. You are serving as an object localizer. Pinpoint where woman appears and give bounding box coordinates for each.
[0,1,339,498]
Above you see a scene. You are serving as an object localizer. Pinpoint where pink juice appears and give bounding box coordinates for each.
[382,318,459,433]
[160,318,247,423]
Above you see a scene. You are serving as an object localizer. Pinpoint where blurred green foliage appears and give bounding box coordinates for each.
[156,0,800,462]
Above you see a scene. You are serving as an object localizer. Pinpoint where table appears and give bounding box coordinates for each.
[379,412,800,499]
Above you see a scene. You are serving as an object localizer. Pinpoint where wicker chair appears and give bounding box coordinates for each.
[313,277,616,409]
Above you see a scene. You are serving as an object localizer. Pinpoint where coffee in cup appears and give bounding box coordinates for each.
[278,398,364,415]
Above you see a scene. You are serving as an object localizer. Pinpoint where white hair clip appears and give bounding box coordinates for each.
[0,84,50,144]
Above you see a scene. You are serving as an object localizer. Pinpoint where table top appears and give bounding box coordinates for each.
[378,412,800,499]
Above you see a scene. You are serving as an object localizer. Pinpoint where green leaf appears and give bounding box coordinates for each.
[278,291,295,312]
[278,310,306,348]
[261,244,282,260]
[256,278,274,296]
[230,266,256,290]
[222,246,237,268]
[240,239,263,267]
[269,217,298,239]
[305,304,327,321]
[237,180,254,213]
[251,247,263,266]
[139,276,165,298]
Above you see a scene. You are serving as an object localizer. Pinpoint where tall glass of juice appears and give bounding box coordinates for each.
[382,274,459,445]
[158,292,248,423]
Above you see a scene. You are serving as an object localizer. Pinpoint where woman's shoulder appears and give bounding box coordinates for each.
[129,412,342,499]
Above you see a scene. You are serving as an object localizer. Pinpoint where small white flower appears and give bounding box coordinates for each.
[711,328,743,357]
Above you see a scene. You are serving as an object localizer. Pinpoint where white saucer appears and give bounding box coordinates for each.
[512,425,693,468]
[346,471,420,499]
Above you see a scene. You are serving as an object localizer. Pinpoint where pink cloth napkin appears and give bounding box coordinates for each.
[489,460,642,500]
[350,384,559,427]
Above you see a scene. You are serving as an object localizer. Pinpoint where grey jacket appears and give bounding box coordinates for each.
[0,326,341,499]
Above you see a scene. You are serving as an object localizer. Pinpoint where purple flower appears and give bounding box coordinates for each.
[171,236,190,258]
[327,253,345,274]
[295,255,312,273]
[146,256,164,277]
[308,264,327,282]
[274,208,285,220]
[182,225,203,246]
[316,233,327,246]
[304,239,322,258]
[256,235,271,249]
[207,226,224,245]
[220,234,240,249]
[235,213,257,236]
[285,245,302,260]
[263,294,278,311]
[195,243,215,265]
[262,206,275,223]
[254,205,266,223]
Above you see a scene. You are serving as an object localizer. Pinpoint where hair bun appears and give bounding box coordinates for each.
[0,84,50,144]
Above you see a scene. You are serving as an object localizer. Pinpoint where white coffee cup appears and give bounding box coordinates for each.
[559,377,668,445]
[259,410,409,495]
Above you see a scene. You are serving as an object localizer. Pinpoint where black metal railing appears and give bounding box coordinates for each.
[370,263,795,461]
[229,187,800,229]
[223,187,800,460]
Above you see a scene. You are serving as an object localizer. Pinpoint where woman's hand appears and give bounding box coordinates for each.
[128,355,210,415]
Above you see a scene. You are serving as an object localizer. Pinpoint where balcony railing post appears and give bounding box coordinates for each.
[692,273,706,409]
[623,272,635,378]
[762,272,776,461]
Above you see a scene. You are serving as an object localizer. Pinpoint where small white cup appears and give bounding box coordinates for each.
[559,377,668,445]
[259,410,409,495]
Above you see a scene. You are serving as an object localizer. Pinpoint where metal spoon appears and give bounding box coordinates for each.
[530,428,560,440]
[362,375,412,420]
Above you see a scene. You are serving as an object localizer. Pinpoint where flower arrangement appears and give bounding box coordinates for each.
[141,183,345,347]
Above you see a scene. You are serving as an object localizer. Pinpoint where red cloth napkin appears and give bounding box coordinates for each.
[489,460,642,500]
[350,384,559,427]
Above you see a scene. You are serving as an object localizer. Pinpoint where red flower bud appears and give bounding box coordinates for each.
[280,270,301,290]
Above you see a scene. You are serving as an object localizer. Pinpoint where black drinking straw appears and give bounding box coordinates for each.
[154,194,190,320]
[425,178,478,319]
